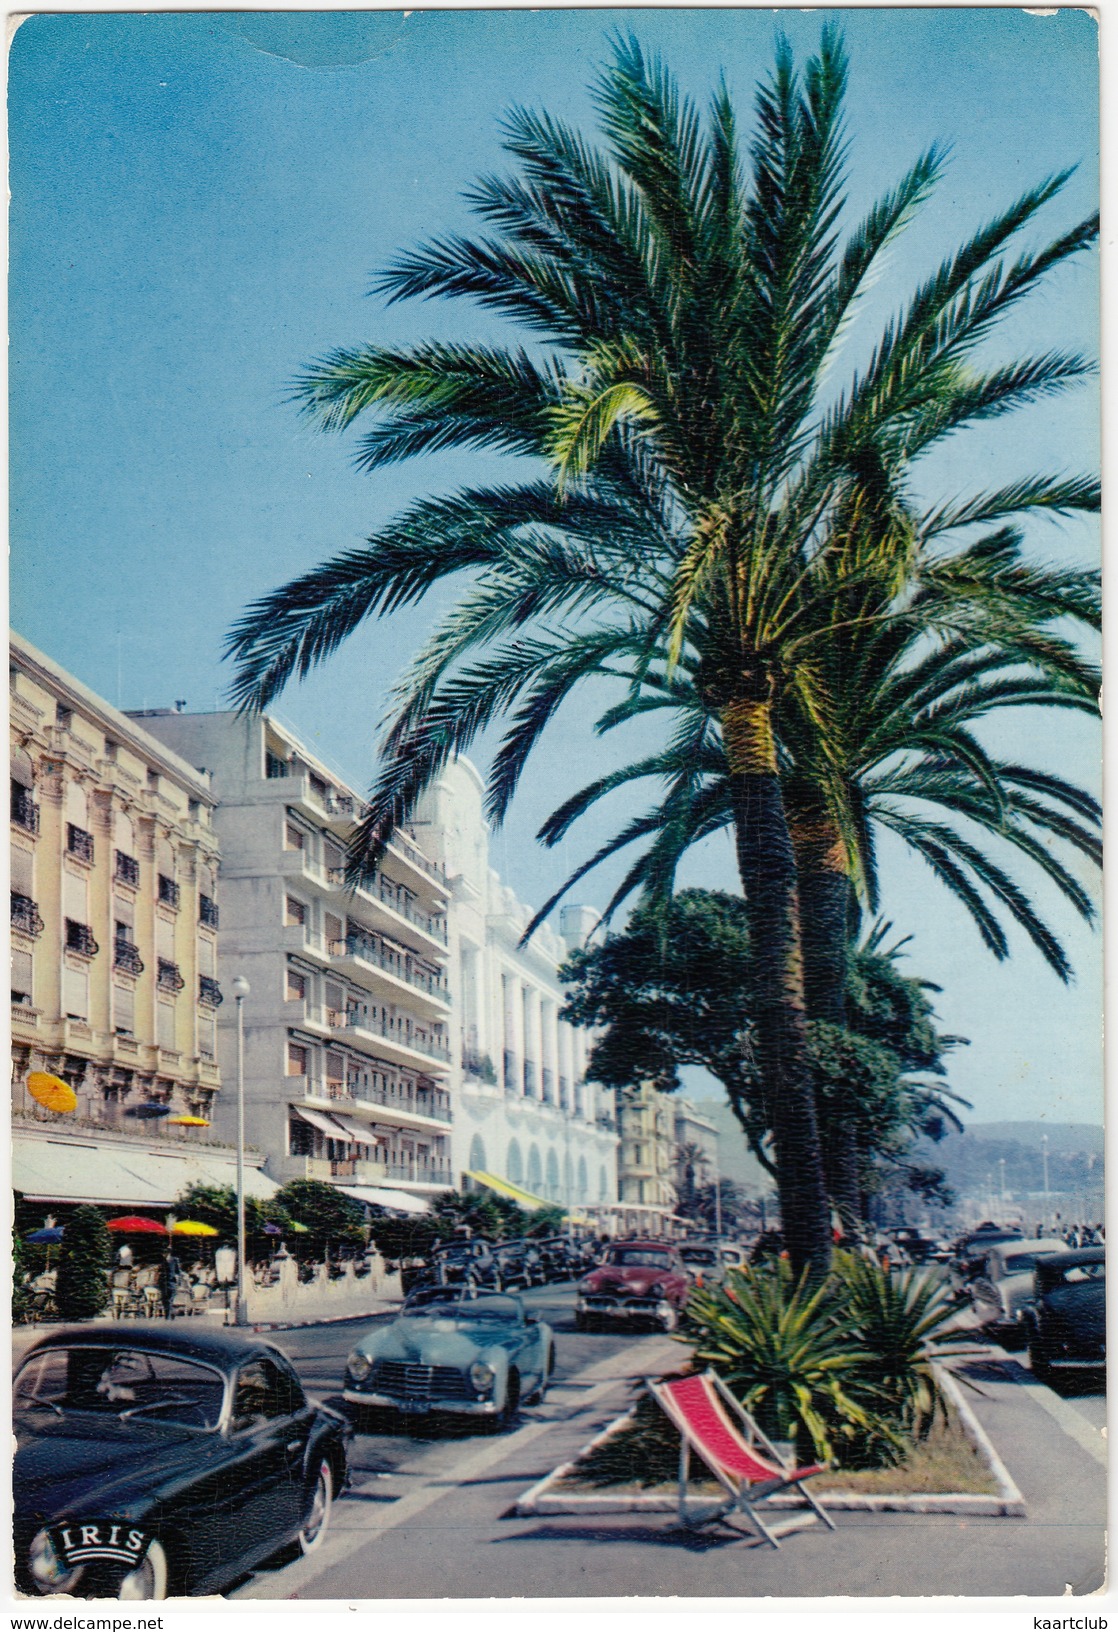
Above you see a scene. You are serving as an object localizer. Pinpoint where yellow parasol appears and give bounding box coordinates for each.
[27,1072,78,1113]
[171,1220,219,1237]
[166,1116,211,1127]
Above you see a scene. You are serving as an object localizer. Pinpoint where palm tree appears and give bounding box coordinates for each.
[229,31,1098,1271]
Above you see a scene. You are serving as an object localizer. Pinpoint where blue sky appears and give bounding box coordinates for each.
[10,8,1101,1127]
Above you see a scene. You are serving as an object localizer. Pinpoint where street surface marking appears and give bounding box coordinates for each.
[238,1337,678,1600]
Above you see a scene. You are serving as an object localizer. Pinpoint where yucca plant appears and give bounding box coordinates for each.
[833,1250,970,1434]
[683,1260,904,1465]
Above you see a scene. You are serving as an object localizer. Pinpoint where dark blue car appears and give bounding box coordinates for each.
[14,1325,350,1599]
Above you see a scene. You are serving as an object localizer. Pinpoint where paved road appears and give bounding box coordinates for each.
[230,1286,1105,1603]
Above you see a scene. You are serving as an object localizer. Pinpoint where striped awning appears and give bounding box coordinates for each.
[465,1170,551,1210]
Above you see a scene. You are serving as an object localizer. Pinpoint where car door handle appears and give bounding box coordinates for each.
[286,1440,303,1453]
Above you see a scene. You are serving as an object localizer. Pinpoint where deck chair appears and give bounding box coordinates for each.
[648,1371,836,1548]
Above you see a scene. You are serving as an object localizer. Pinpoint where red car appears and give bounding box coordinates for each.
[574,1241,690,1332]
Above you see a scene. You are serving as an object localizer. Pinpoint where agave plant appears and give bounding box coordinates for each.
[832,1249,970,1433]
[683,1260,904,1465]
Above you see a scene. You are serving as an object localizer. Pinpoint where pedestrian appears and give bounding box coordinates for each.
[162,1248,182,1317]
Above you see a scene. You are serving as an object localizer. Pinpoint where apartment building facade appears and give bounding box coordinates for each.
[615,1081,678,1231]
[137,710,453,1207]
[9,636,275,1210]
[414,757,619,1214]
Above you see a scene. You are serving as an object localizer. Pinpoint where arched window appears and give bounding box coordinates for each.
[545,1148,560,1200]
[563,1152,573,1202]
[527,1144,543,1194]
[506,1139,523,1185]
[468,1133,487,1174]
[578,1156,589,1203]
[599,1164,610,1203]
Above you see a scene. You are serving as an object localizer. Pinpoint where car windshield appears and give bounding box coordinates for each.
[681,1250,718,1266]
[1001,1251,1059,1275]
[1049,1261,1106,1286]
[14,1347,225,1430]
[606,1249,671,1268]
[404,1293,521,1322]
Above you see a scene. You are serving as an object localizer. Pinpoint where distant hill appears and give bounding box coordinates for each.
[962,1122,1103,1154]
[912,1121,1103,1213]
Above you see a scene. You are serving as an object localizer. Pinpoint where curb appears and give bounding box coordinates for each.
[515,1362,1027,1519]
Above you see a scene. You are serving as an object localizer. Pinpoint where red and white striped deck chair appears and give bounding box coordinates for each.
[648,1371,837,1547]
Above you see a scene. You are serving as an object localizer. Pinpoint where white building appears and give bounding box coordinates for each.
[136,709,453,1211]
[414,758,619,1214]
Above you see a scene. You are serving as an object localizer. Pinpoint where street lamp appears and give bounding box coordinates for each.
[998,1157,1007,1202]
[232,975,250,1327]
[1041,1134,1050,1226]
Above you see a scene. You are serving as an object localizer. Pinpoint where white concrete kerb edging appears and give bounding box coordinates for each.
[515,1361,1027,1518]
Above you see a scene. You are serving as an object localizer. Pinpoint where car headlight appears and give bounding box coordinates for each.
[29,1529,81,1593]
[578,1278,595,1293]
[469,1362,495,1392]
[347,1350,372,1381]
[650,1283,665,1298]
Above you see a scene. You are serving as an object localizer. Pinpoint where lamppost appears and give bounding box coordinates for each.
[998,1157,1007,1202]
[232,975,250,1326]
[1041,1134,1050,1226]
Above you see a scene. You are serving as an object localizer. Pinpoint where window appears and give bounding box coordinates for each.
[286,968,306,1002]
[56,705,73,729]
[66,823,95,863]
[157,958,185,993]
[265,750,288,779]
[230,1357,300,1436]
[115,850,140,887]
[287,1042,308,1076]
[63,963,90,1021]
[12,947,33,1007]
[157,874,180,909]
[147,768,160,792]
[157,1000,176,1050]
[104,739,118,761]
[285,897,306,927]
[285,823,305,851]
[199,893,219,929]
[114,982,135,1035]
[65,919,99,957]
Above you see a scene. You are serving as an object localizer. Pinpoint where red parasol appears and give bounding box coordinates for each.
[107,1215,169,1235]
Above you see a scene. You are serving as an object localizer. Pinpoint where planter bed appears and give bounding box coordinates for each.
[516,1368,1025,1518]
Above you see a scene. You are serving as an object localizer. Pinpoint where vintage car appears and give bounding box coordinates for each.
[969,1237,1067,1345]
[491,1240,545,1291]
[953,1223,1025,1282]
[574,1240,691,1331]
[343,1287,554,1428]
[401,1237,501,1296]
[14,1325,350,1600]
[1021,1247,1105,1382]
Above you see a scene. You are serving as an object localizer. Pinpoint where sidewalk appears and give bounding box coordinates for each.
[245,1346,1105,1601]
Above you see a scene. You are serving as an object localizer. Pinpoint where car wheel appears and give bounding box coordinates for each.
[494,1370,520,1431]
[80,1540,169,1601]
[299,1459,334,1554]
[525,1345,553,1405]
[574,1312,592,1332]
[1028,1338,1053,1385]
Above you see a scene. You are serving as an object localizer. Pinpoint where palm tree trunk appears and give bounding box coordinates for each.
[789,805,862,1233]
[721,698,832,1278]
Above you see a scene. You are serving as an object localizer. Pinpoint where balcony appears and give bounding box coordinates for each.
[352,1080,453,1127]
[113,938,144,976]
[11,785,39,834]
[199,894,219,929]
[198,975,223,1009]
[336,1007,451,1068]
[157,958,185,993]
[65,919,99,958]
[331,931,450,1008]
[114,850,140,887]
[157,875,180,910]
[382,1156,453,1186]
[330,1157,357,1178]
[334,870,449,948]
[11,893,44,938]
[66,823,94,864]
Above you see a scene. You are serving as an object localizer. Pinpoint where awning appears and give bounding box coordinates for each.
[340,1185,429,1215]
[466,1170,551,1210]
[13,1136,280,1208]
[327,1113,387,1147]
[292,1106,349,1140]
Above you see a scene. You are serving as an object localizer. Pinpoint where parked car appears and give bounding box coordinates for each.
[14,1325,350,1600]
[574,1240,691,1332]
[403,1237,501,1296]
[969,1237,1067,1345]
[953,1223,1026,1282]
[343,1287,554,1429]
[678,1242,725,1288]
[1022,1247,1105,1382]
[491,1240,543,1291]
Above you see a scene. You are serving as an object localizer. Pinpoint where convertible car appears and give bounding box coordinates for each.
[343,1287,553,1428]
[14,1326,350,1600]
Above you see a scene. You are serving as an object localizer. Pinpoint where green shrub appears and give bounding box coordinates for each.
[684,1260,904,1466]
[55,1206,112,1320]
[13,1227,30,1324]
[832,1250,969,1433]
[565,1378,718,1489]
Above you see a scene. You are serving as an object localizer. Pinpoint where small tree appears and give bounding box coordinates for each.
[274,1180,366,1256]
[55,1205,112,1320]
[13,1219,30,1324]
